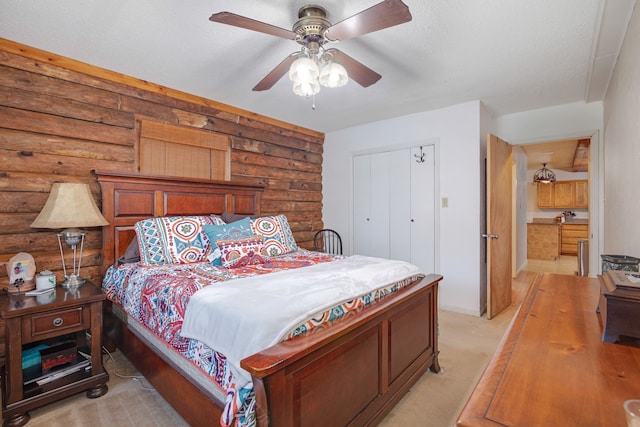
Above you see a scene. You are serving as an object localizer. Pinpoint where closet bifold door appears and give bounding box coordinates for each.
[389,149,411,262]
[352,145,435,274]
[353,152,390,258]
[409,145,436,274]
[353,153,372,257]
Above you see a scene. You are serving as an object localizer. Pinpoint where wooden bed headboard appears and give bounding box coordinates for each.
[95,171,264,273]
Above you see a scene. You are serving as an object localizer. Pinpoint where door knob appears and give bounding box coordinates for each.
[482,233,499,239]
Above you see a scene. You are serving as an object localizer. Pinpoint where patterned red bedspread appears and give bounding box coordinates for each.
[101,249,342,426]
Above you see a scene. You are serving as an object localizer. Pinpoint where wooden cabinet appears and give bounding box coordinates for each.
[575,180,589,208]
[536,180,588,208]
[553,181,574,207]
[536,183,554,208]
[527,223,560,260]
[561,223,589,255]
[599,272,640,343]
[1,284,108,426]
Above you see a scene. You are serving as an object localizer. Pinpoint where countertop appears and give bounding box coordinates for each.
[530,218,588,225]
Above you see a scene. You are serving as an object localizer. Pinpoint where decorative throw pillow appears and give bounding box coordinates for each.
[202,217,255,266]
[209,214,226,226]
[218,236,266,268]
[221,213,260,224]
[117,236,141,266]
[135,215,221,266]
[251,215,298,257]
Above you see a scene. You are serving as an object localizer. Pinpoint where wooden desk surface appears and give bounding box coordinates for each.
[457,273,640,427]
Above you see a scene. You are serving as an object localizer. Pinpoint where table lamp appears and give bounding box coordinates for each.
[30,183,108,288]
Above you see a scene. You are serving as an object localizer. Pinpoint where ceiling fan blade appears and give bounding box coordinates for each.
[327,49,381,88]
[210,12,298,40]
[253,53,298,91]
[325,0,412,41]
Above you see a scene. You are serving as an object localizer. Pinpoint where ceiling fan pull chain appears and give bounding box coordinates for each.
[312,94,316,110]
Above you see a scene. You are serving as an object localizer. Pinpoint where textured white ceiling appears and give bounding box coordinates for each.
[0,0,635,132]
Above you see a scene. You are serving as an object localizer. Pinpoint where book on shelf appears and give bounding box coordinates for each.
[24,359,90,386]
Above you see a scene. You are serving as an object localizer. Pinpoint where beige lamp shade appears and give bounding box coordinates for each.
[31,183,108,229]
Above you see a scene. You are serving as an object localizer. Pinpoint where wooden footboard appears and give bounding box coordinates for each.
[243,274,441,427]
[104,274,440,427]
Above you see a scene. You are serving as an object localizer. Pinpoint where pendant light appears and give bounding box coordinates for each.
[533,163,556,183]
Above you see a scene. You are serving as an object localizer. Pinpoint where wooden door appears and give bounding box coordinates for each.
[486,134,512,319]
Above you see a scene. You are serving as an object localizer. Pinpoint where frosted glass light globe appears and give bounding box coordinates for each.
[289,57,319,82]
[319,62,348,88]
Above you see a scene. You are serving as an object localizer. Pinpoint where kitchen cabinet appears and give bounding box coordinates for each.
[553,181,574,207]
[575,180,589,208]
[561,223,589,255]
[527,223,560,260]
[536,183,554,208]
[536,180,588,208]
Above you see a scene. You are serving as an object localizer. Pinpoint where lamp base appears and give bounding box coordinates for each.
[60,274,86,289]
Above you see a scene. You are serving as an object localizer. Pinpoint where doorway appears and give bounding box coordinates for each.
[517,137,591,276]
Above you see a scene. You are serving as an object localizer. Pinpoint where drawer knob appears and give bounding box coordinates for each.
[53,317,64,327]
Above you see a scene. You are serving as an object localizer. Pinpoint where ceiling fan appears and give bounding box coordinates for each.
[210,0,413,96]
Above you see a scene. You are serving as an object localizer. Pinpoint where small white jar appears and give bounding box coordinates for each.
[36,270,56,290]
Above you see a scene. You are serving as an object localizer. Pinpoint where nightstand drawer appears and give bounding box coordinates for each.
[22,307,89,342]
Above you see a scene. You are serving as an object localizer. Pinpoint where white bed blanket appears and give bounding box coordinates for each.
[181,255,422,382]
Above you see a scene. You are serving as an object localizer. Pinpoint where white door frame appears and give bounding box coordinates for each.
[512,130,601,277]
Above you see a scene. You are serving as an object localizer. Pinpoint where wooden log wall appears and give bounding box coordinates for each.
[0,38,325,288]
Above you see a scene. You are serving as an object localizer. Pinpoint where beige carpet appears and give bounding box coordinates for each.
[379,306,517,427]
[23,349,188,427]
[11,296,525,426]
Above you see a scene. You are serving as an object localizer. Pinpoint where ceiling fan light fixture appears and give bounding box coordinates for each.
[292,79,320,97]
[289,56,319,82]
[210,1,413,95]
[319,61,348,88]
[533,163,556,183]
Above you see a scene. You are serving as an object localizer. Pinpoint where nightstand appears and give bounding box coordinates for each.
[0,283,109,427]
[599,272,640,344]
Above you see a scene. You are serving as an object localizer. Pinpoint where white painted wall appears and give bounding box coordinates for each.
[321,2,638,312]
[495,101,604,276]
[495,102,603,144]
[513,147,529,274]
[603,2,640,258]
[324,101,484,316]
[323,99,602,313]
